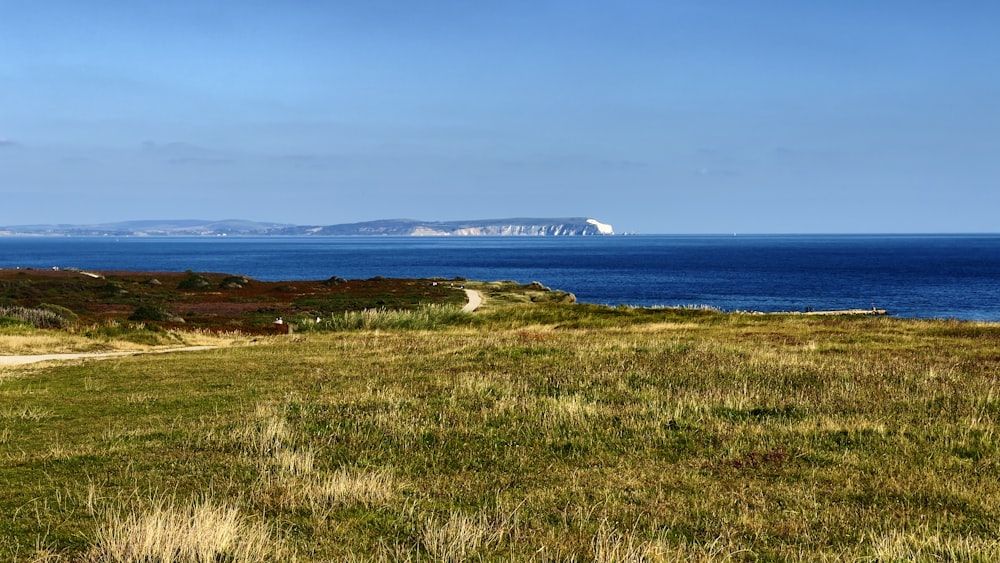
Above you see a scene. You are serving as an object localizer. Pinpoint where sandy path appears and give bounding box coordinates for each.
[0,346,219,367]
[462,289,483,313]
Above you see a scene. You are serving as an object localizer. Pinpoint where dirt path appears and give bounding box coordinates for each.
[462,289,484,313]
[0,346,219,367]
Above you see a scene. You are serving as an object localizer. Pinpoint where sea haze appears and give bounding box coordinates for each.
[1,234,998,321]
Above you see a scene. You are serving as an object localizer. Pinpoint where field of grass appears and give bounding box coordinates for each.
[2,289,1000,560]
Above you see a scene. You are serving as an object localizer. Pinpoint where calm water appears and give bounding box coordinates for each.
[2,235,999,321]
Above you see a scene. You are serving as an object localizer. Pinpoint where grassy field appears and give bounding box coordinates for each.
[2,287,1000,561]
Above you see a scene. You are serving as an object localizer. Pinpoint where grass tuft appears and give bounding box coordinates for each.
[86,497,290,562]
[421,512,490,561]
[316,305,471,331]
[306,467,396,509]
[866,526,1000,562]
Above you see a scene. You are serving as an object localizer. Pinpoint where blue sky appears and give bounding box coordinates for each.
[1,1,998,233]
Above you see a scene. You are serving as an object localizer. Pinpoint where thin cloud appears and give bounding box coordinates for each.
[165,157,233,167]
[696,167,739,177]
[772,146,840,160]
[140,141,213,156]
[0,138,20,148]
[277,153,347,168]
[140,141,233,166]
[693,147,742,177]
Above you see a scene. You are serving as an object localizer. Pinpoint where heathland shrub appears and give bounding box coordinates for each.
[219,275,252,289]
[529,290,576,304]
[128,303,175,322]
[0,305,72,329]
[38,303,80,325]
[178,271,212,290]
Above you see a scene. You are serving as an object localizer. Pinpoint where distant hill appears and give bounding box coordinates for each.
[0,217,615,237]
[0,219,293,237]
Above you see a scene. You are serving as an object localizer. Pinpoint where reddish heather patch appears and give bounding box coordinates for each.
[0,269,466,333]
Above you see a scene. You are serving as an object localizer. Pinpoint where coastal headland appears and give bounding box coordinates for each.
[762,308,889,316]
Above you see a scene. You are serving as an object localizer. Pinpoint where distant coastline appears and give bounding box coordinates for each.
[1,234,998,321]
[0,217,615,237]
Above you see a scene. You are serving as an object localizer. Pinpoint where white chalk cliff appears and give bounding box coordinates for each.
[302,218,615,236]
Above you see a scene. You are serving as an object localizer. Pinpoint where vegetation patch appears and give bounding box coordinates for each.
[127,303,179,323]
[0,305,73,329]
[86,497,291,562]
[4,270,1000,559]
[0,269,467,333]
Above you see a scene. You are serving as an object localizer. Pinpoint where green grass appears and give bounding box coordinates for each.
[3,301,1000,560]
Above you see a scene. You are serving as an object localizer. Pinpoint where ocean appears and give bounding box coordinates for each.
[2,234,999,321]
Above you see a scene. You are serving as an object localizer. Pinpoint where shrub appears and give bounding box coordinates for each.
[220,275,252,289]
[0,305,71,329]
[178,271,212,290]
[100,281,128,296]
[38,303,80,325]
[128,303,174,322]
[530,290,576,304]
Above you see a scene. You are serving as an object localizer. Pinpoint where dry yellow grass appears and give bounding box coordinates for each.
[0,332,115,355]
[0,328,247,356]
[86,497,289,562]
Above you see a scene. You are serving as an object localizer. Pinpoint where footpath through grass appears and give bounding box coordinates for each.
[2,303,1000,560]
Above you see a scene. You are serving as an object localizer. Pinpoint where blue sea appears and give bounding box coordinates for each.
[2,235,999,321]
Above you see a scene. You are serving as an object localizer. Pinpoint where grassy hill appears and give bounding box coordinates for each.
[2,275,999,560]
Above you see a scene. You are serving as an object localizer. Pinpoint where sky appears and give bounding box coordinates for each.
[1,1,998,233]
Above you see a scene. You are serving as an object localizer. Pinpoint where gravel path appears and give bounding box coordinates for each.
[462,289,484,313]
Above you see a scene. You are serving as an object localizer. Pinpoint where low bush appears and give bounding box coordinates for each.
[38,303,80,325]
[128,303,174,322]
[219,275,252,289]
[178,271,212,290]
[0,305,72,329]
